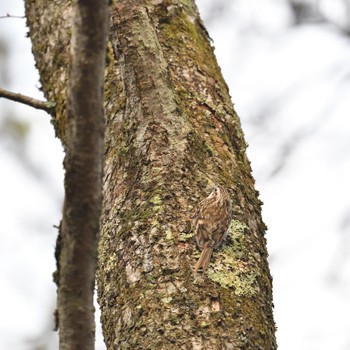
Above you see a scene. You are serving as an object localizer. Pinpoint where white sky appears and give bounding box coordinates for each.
[1,0,350,349]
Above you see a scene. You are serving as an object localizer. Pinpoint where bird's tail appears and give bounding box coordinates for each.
[194,243,213,273]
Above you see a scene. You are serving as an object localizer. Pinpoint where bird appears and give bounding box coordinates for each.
[192,185,232,273]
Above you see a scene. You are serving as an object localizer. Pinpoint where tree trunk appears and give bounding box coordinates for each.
[25,0,276,349]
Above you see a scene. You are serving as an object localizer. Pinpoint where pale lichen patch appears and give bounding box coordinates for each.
[205,219,260,295]
[125,262,141,283]
[191,338,203,350]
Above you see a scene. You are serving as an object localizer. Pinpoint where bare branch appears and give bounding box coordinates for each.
[0,87,55,114]
[0,13,25,19]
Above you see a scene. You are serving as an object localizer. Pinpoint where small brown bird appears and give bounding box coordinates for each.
[193,185,232,273]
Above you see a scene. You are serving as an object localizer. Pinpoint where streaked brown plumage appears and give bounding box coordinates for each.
[193,185,232,273]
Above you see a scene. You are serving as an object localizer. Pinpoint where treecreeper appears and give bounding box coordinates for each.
[192,185,233,272]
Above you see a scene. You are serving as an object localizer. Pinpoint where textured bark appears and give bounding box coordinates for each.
[25,0,276,349]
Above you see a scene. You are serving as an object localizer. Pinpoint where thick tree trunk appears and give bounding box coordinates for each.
[25,0,276,349]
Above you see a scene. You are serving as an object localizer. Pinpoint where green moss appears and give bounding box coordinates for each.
[165,229,174,241]
[150,194,162,206]
[117,145,129,157]
[105,41,114,65]
[179,231,193,242]
[160,7,215,74]
[178,0,193,7]
[104,252,118,273]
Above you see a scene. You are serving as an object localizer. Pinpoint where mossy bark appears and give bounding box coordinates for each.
[25,0,276,349]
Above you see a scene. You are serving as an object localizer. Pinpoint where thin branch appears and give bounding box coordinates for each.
[0,87,55,114]
[0,13,25,19]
